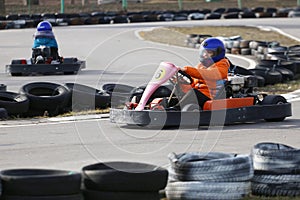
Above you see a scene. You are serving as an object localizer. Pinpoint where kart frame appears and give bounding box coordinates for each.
[6,59,86,76]
[110,102,292,127]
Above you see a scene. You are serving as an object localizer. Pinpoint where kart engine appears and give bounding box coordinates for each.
[226,75,257,98]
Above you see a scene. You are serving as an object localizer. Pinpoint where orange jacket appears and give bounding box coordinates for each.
[182,58,230,99]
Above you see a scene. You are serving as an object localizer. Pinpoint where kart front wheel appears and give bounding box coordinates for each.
[261,95,287,122]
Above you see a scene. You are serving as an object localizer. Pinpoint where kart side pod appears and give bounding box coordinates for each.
[203,97,255,110]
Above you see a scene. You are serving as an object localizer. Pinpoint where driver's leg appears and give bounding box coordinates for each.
[178,88,210,108]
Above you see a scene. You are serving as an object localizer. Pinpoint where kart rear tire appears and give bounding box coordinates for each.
[11,60,22,65]
[261,95,287,122]
[181,103,201,112]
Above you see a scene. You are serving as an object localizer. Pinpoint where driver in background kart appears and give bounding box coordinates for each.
[178,37,230,108]
[32,21,60,61]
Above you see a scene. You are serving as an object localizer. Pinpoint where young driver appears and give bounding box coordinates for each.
[178,37,230,108]
[33,21,59,60]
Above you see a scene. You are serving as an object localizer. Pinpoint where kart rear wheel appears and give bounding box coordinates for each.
[181,103,201,112]
[261,95,287,122]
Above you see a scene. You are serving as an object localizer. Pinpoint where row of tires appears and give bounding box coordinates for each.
[0,82,112,119]
[0,161,168,200]
[166,142,300,199]
[186,35,300,86]
[0,6,299,29]
[0,142,298,200]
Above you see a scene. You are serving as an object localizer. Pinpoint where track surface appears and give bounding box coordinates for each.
[0,18,299,171]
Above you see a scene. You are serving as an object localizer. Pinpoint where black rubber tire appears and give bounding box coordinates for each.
[102,83,135,95]
[64,83,110,111]
[249,68,282,85]
[83,190,160,200]
[166,181,251,200]
[0,84,7,91]
[82,161,168,192]
[168,152,253,182]
[0,107,8,119]
[255,75,266,87]
[102,83,135,106]
[255,64,294,82]
[251,181,300,197]
[0,91,29,115]
[181,103,201,112]
[11,60,22,65]
[63,57,78,64]
[261,95,287,122]
[19,82,71,116]
[230,65,254,75]
[251,142,300,174]
[1,194,83,200]
[0,169,81,196]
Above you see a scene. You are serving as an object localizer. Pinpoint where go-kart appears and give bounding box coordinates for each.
[6,46,86,76]
[109,62,292,127]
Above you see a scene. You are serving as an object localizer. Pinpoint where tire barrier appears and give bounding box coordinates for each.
[166,152,253,200]
[0,142,299,199]
[186,34,300,86]
[0,92,29,116]
[0,108,8,119]
[0,169,82,200]
[0,84,7,91]
[102,83,135,107]
[64,83,111,111]
[19,82,71,117]
[251,142,300,197]
[81,161,168,200]
[0,6,298,30]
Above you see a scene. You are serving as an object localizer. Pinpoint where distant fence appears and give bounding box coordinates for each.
[5,0,93,6]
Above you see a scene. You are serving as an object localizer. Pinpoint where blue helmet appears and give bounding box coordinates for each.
[199,37,225,66]
[37,21,52,32]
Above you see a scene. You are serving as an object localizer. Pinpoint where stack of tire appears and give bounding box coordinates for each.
[64,83,111,111]
[251,142,300,197]
[249,43,300,85]
[0,84,8,119]
[165,152,253,200]
[81,161,168,200]
[19,82,71,117]
[0,168,82,200]
[0,83,29,118]
[102,83,136,107]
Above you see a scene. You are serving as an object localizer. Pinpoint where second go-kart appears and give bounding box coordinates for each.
[6,46,86,76]
[109,62,292,127]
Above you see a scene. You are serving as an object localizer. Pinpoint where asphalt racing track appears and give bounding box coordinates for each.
[0,18,300,171]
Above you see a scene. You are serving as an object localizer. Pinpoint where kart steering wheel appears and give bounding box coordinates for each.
[177,70,193,85]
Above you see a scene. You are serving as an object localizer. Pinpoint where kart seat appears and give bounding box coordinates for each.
[214,79,228,100]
